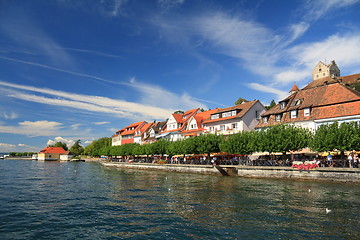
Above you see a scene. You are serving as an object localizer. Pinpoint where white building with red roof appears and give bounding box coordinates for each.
[112,121,147,146]
[180,108,219,137]
[203,100,266,135]
[158,108,200,141]
[37,147,69,161]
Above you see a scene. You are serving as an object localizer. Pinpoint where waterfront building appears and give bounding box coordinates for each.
[203,100,266,135]
[37,147,68,161]
[257,61,360,131]
[157,108,200,141]
[143,121,167,144]
[133,122,153,145]
[180,108,219,137]
[111,121,147,146]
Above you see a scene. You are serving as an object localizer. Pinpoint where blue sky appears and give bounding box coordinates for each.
[0,0,360,152]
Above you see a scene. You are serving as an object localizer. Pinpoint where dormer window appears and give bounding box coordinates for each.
[280,102,286,109]
[304,108,310,116]
[263,116,268,124]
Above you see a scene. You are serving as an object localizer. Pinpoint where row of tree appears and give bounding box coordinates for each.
[83,122,360,159]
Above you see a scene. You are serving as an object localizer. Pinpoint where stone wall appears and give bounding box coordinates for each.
[101,162,360,182]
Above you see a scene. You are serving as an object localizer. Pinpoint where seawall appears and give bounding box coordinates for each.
[101,162,360,183]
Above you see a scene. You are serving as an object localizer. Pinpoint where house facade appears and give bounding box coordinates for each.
[203,100,266,135]
[111,121,147,146]
[180,109,219,137]
[37,147,67,161]
[158,108,200,141]
[143,121,167,144]
[257,61,360,131]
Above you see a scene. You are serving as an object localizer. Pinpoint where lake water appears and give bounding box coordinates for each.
[1,159,360,239]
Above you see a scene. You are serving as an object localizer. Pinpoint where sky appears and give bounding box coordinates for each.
[0,0,360,152]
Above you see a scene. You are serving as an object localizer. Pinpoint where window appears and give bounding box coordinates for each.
[231,110,237,116]
[280,102,286,109]
[255,111,260,120]
[263,116,268,124]
[232,123,238,129]
[222,111,232,118]
[276,114,281,122]
[211,114,219,120]
[190,124,197,129]
[291,110,298,118]
[304,108,310,116]
[220,125,226,131]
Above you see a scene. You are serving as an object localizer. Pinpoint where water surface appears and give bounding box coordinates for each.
[1,160,359,239]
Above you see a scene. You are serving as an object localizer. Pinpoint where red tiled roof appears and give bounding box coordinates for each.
[257,83,360,128]
[203,100,259,124]
[120,121,146,136]
[39,147,67,154]
[290,84,300,92]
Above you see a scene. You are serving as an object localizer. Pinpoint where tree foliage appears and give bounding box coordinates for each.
[69,140,84,156]
[84,137,112,157]
[257,124,311,154]
[311,122,360,152]
[265,100,276,110]
[49,141,68,151]
[234,97,247,105]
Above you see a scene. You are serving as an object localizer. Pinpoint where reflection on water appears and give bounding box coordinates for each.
[1,159,360,239]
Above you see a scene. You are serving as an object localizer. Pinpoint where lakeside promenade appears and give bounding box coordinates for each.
[101,161,360,183]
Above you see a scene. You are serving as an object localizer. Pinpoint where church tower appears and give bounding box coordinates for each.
[312,60,340,81]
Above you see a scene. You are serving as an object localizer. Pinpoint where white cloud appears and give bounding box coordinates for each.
[248,83,288,101]
[0,120,64,136]
[2,111,18,120]
[301,0,359,22]
[127,77,207,111]
[47,136,75,148]
[158,0,185,13]
[94,122,109,125]
[0,11,74,67]
[71,124,82,130]
[0,143,16,151]
[0,80,174,120]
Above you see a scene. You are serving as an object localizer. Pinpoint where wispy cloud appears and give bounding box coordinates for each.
[0,80,173,120]
[0,10,74,67]
[153,1,360,98]
[0,56,209,111]
[93,122,109,125]
[61,47,123,59]
[2,111,18,120]
[247,83,288,101]
[158,0,185,13]
[0,120,64,137]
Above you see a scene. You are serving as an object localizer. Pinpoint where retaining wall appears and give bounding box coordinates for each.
[101,162,360,182]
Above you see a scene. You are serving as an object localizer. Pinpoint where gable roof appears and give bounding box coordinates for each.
[203,100,260,124]
[257,83,360,127]
[39,147,67,154]
[120,121,147,136]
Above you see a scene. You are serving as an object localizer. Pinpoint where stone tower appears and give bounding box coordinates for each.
[312,60,340,81]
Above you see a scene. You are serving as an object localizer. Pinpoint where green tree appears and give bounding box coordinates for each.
[84,137,112,157]
[311,122,360,153]
[49,141,68,151]
[195,134,223,159]
[265,100,276,110]
[234,97,247,105]
[220,131,256,156]
[69,140,84,156]
[151,139,170,157]
[258,124,311,159]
